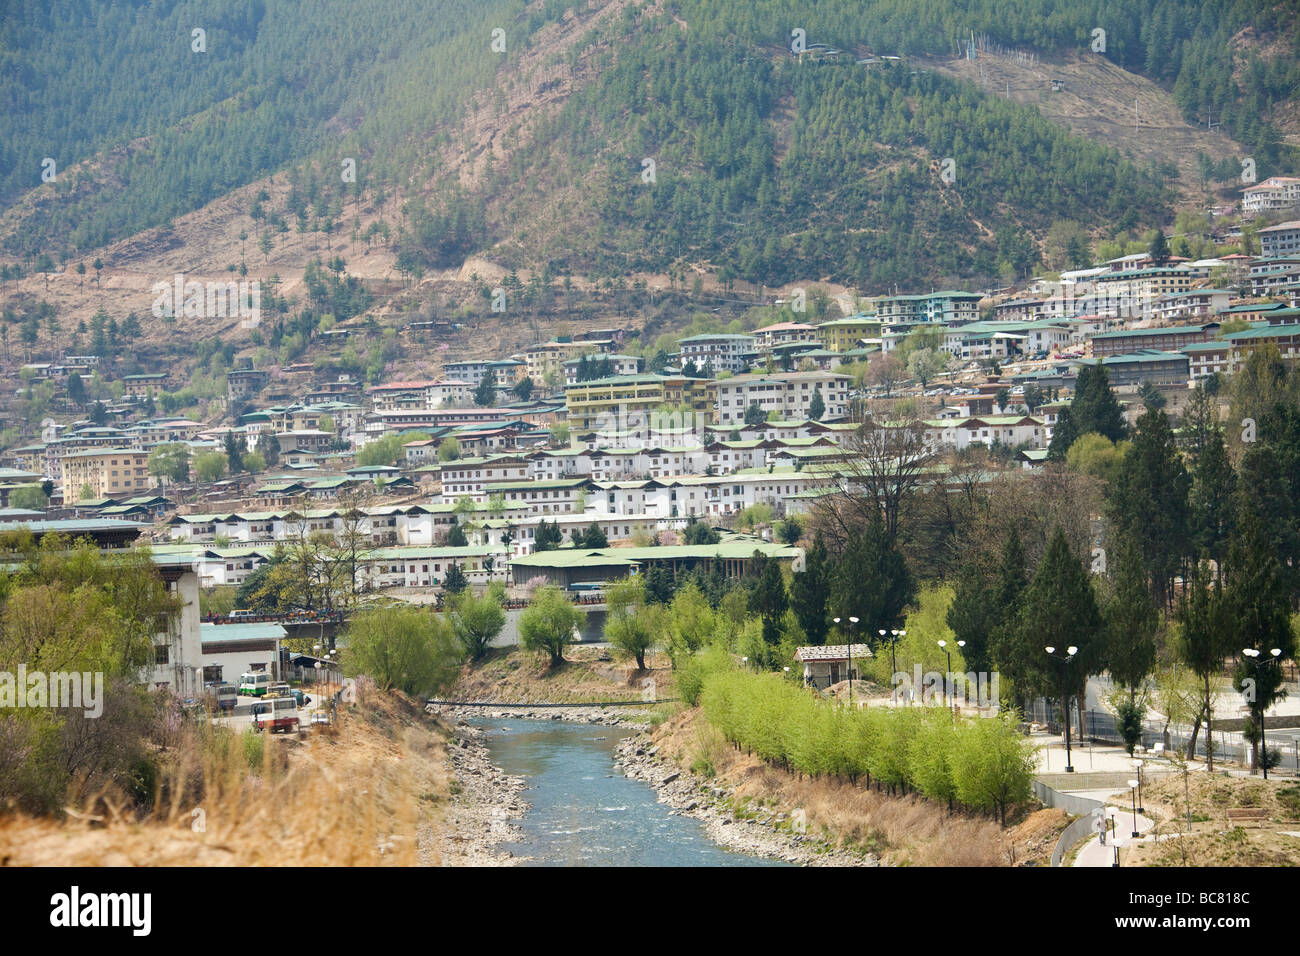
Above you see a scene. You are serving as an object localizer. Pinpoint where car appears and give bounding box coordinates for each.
[228,609,258,621]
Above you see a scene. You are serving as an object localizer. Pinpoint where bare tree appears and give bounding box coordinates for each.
[809,412,938,549]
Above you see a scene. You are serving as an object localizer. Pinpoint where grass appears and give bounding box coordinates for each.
[0,686,454,866]
[653,707,1062,866]
[450,644,677,706]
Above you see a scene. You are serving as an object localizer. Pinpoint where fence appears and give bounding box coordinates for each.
[1034,780,1105,868]
[1029,697,1300,774]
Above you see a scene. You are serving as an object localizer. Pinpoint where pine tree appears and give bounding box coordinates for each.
[1103,533,1158,703]
[1109,404,1190,608]
[1001,527,1103,711]
[829,516,915,636]
[748,552,788,649]
[808,386,825,421]
[790,533,831,645]
[1071,365,1126,443]
[1189,422,1236,566]
[1047,406,1078,461]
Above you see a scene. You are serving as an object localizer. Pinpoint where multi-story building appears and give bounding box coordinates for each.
[869,291,982,325]
[710,371,851,425]
[1261,221,1300,258]
[564,374,711,431]
[1242,176,1300,215]
[525,339,614,383]
[367,380,475,412]
[563,354,642,385]
[1182,340,1232,380]
[1090,323,1219,357]
[1149,290,1233,323]
[444,359,526,388]
[60,448,152,499]
[1090,268,1195,319]
[816,316,882,352]
[751,322,820,351]
[676,334,756,373]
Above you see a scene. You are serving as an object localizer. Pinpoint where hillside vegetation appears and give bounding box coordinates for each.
[1,0,1296,292]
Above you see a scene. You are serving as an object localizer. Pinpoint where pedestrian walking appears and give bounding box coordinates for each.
[1096,810,1108,845]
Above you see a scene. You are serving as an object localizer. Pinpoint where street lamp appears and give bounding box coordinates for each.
[1045,645,1079,773]
[1133,758,1144,814]
[1128,778,1140,839]
[834,617,859,708]
[937,640,952,710]
[1242,647,1283,779]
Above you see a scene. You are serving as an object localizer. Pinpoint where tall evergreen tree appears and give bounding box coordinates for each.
[1189,420,1236,566]
[747,552,788,648]
[789,533,831,645]
[1071,365,1127,443]
[1001,528,1103,721]
[1177,560,1233,769]
[1047,406,1078,461]
[829,516,915,637]
[1102,534,1159,704]
[1109,403,1190,608]
[1227,504,1296,770]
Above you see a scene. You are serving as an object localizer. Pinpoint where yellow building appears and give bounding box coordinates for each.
[564,375,711,431]
[525,339,614,384]
[817,316,883,352]
[61,448,152,500]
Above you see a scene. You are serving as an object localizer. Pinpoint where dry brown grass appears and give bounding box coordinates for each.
[450,644,676,704]
[1125,828,1300,867]
[0,688,453,866]
[655,708,1047,866]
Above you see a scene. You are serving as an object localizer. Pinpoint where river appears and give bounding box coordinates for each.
[471,718,786,866]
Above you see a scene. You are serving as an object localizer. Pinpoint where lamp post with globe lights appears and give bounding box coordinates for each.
[1046,645,1079,773]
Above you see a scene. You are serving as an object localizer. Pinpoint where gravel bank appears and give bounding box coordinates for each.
[434,702,653,730]
[424,720,528,866]
[614,731,878,867]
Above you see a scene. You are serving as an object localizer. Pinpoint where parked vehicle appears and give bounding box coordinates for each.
[253,696,300,734]
[239,672,273,697]
[228,609,258,621]
[205,681,238,712]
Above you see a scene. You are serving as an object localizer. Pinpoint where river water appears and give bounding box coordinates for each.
[471,718,785,866]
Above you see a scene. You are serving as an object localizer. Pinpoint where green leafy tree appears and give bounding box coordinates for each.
[1005,527,1103,729]
[446,520,468,548]
[534,519,562,552]
[808,386,825,421]
[747,552,789,651]
[681,517,720,545]
[1102,534,1159,704]
[1176,561,1233,768]
[519,585,583,667]
[449,585,507,662]
[193,450,227,483]
[8,484,48,510]
[341,605,462,696]
[604,576,661,670]
[442,563,468,594]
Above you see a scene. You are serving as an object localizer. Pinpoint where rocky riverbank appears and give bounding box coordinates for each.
[433,702,653,730]
[614,731,877,867]
[424,719,529,866]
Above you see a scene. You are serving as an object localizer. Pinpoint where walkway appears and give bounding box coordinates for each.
[1071,788,1155,867]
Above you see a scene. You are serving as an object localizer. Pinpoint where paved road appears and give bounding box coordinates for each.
[1071,789,1156,867]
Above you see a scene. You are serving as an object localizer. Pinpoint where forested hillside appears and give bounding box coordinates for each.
[0,0,1296,290]
[0,0,555,255]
